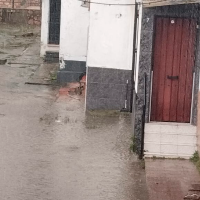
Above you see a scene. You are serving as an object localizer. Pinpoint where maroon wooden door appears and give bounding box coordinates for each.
[151,17,196,123]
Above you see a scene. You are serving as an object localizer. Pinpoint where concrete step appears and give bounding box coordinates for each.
[144,122,197,159]
[44,51,59,63]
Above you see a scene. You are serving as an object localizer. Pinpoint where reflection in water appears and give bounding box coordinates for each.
[0,23,148,200]
[0,94,149,200]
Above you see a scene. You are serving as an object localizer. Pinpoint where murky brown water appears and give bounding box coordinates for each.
[0,24,148,200]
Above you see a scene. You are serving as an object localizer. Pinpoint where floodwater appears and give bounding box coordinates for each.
[0,24,149,200]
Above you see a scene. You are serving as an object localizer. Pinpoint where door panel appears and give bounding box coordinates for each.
[151,18,162,121]
[163,18,176,121]
[151,17,196,123]
[156,18,168,121]
[49,0,61,44]
[176,19,190,122]
[169,19,183,121]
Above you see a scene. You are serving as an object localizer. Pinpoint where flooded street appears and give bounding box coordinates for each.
[0,24,148,200]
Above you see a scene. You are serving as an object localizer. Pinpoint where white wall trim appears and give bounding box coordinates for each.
[87,3,135,70]
[135,4,143,93]
[40,0,50,57]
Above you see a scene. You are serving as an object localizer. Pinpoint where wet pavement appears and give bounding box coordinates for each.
[0,24,149,200]
[145,159,200,200]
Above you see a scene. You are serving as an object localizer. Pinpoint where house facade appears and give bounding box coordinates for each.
[41,0,136,98]
[135,1,200,159]
[41,0,61,59]
[58,0,90,83]
[41,0,200,158]
[86,0,136,110]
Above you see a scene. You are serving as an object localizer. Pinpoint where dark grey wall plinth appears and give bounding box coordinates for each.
[134,4,200,155]
[86,67,132,111]
[57,60,86,84]
[44,51,59,63]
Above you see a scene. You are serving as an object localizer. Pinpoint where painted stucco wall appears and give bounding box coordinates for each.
[59,0,90,62]
[40,0,49,57]
[87,0,135,70]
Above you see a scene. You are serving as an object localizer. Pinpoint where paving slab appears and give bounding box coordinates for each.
[145,159,200,200]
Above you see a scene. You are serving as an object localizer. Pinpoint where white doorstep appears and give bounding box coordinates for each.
[144,122,197,159]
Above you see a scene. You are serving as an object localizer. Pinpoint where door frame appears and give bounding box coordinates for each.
[149,16,198,124]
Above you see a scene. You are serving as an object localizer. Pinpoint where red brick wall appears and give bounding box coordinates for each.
[1,8,41,25]
[0,0,12,8]
[0,0,40,8]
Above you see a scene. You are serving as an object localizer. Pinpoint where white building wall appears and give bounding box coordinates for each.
[59,0,90,62]
[87,0,135,70]
[40,0,49,57]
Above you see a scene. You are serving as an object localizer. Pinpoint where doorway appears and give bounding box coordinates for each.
[150,17,196,123]
[48,0,61,44]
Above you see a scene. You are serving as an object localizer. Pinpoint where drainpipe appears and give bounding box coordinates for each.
[130,0,139,112]
[12,0,14,9]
